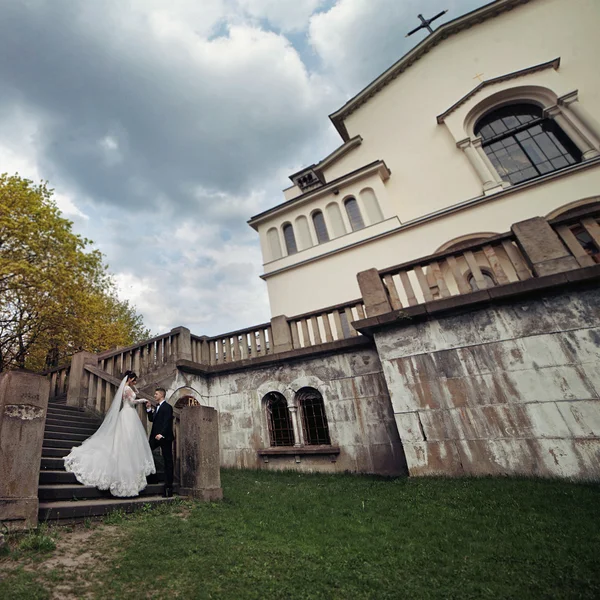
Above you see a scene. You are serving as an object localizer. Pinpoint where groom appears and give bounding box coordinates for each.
[146,387,174,498]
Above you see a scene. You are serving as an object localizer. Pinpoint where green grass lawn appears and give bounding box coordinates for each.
[2,469,600,599]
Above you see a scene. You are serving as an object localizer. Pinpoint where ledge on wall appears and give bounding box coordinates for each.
[257,446,341,456]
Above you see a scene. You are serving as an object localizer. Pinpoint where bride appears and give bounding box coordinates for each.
[64,371,156,497]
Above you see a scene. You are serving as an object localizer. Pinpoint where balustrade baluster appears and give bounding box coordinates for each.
[501,240,532,281]
[321,313,334,342]
[383,274,403,309]
[414,265,435,302]
[463,251,488,290]
[399,270,418,306]
[310,316,322,345]
[483,245,510,285]
[301,319,311,347]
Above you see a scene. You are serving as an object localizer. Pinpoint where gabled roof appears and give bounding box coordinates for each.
[329,0,535,141]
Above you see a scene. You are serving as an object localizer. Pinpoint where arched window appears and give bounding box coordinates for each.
[475,103,582,185]
[267,227,282,260]
[467,270,496,292]
[294,215,313,250]
[326,202,346,238]
[264,392,294,447]
[312,210,330,243]
[344,197,365,231]
[282,223,298,255]
[296,387,331,445]
[359,188,383,224]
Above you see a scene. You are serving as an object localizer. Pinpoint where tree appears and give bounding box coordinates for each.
[0,173,150,372]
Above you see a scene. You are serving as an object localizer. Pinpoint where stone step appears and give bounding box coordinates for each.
[44,430,90,442]
[42,447,71,457]
[41,457,68,471]
[38,483,164,502]
[45,415,101,428]
[44,423,98,436]
[43,438,81,449]
[46,404,89,414]
[39,496,175,521]
[39,469,164,485]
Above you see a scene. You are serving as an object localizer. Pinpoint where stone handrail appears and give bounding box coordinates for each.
[357,213,588,318]
[287,299,365,349]
[551,209,600,268]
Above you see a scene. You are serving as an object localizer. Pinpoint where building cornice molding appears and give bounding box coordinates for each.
[248,160,390,229]
[260,157,600,279]
[329,0,534,141]
[436,57,560,124]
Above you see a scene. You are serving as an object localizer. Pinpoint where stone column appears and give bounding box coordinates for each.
[0,371,49,531]
[457,138,503,192]
[544,105,600,160]
[172,326,192,362]
[558,92,600,153]
[66,351,98,408]
[357,268,392,317]
[270,315,294,353]
[512,217,579,276]
[288,405,304,447]
[472,137,509,189]
[179,405,223,501]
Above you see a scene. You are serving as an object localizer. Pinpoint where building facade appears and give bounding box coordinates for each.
[248,0,600,318]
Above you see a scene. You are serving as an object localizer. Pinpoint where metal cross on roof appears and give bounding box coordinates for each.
[405,10,448,37]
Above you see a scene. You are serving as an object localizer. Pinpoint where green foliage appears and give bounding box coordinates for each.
[0,173,150,371]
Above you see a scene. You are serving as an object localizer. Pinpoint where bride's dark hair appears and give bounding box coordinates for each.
[124,370,138,381]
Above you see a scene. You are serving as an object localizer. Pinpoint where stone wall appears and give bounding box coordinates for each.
[170,342,407,476]
[372,285,600,479]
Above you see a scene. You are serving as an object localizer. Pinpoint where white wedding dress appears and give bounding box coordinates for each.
[64,377,156,497]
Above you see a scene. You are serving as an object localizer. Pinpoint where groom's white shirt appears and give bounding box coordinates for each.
[147,400,165,413]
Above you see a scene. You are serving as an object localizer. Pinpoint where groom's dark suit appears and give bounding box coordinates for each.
[147,401,174,492]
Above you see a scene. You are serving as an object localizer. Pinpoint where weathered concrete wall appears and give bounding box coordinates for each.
[374,287,600,480]
[170,345,407,476]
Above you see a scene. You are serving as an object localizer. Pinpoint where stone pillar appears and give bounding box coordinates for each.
[270,315,294,353]
[172,326,192,362]
[457,138,503,193]
[558,92,600,155]
[545,105,600,160]
[179,405,223,501]
[66,351,98,408]
[512,217,579,277]
[0,371,49,531]
[199,335,211,365]
[288,405,304,447]
[357,268,392,317]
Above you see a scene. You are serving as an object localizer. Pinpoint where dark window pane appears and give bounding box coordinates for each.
[283,224,297,255]
[266,393,294,446]
[345,198,365,231]
[312,211,330,244]
[297,388,331,446]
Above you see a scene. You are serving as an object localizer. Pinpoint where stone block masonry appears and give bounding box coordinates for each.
[370,286,600,479]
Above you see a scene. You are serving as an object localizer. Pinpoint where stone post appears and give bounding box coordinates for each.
[544,105,600,161]
[511,217,579,277]
[172,326,192,362]
[270,315,294,353]
[357,268,392,317]
[0,371,49,531]
[199,335,211,365]
[179,405,223,501]
[66,351,98,408]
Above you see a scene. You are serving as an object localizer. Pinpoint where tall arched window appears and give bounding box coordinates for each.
[312,210,330,243]
[267,227,282,260]
[294,215,313,250]
[264,392,294,447]
[326,202,346,238]
[282,223,298,255]
[296,387,331,446]
[344,197,365,231]
[359,188,383,224]
[475,103,582,185]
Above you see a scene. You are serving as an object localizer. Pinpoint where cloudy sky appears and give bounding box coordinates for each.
[0,0,488,336]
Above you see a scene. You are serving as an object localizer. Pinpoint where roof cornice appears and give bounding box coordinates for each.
[248,160,390,229]
[329,0,534,141]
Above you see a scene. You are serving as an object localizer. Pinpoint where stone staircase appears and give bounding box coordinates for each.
[39,402,173,521]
